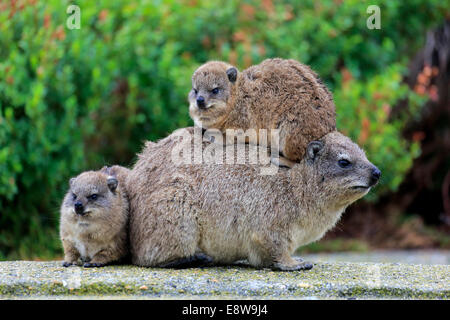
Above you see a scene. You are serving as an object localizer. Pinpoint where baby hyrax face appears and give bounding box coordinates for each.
[60,168,129,267]
[62,171,119,219]
[312,131,381,207]
[188,61,238,129]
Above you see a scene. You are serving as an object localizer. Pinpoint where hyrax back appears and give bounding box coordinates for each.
[60,165,130,267]
[128,128,380,270]
[189,58,336,164]
[237,58,337,162]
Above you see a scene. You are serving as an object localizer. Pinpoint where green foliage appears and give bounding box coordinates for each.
[0,0,448,259]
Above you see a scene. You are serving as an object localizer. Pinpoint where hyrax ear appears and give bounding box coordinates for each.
[226,67,238,83]
[69,177,76,187]
[107,176,118,193]
[307,141,324,162]
[100,166,109,174]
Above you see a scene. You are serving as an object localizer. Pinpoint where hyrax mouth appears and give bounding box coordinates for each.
[198,104,215,111]
[190,102,211,112]
[72,208,92,217]
[351,186,370,190]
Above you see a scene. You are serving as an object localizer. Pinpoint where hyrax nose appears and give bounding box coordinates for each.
[370,166,381,186]
[74,202,84,215]
[196,96,206,109]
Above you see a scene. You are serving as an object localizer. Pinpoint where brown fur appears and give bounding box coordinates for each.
[60,165,130,267]
[127,128,379,270]
[189,58,336,164]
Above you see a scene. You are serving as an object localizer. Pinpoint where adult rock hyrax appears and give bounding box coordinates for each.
[188,58,336,166]
[60,165,130,267]
[127,128,380,270]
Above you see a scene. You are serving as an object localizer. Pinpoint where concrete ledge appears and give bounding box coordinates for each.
[0,260,448,299]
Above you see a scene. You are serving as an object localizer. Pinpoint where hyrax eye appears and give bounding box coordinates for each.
[193,88,198,95]
[211,88,219,94]
[72,193,77,201]
[88,194,98,201]
[338,159,351,168]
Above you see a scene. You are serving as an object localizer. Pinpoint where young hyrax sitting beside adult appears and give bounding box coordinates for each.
[188,58,336,167]
[60,165,130,267]
[127,127,380,270]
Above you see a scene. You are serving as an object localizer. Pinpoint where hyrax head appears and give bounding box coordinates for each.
[189,61,238,129]
[62,170,120,219]
[304,131,381,207]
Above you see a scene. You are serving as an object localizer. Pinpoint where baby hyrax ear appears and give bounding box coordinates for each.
[100,166,109,174]
[226,67,238,83]
[307,141,324,162]
[69,177,76,187]
[107,176,118,193]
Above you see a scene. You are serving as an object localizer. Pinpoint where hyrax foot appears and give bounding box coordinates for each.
[272,257,313,271]
[62,261,77,267]
[159,253,214,269]
[83,262,106,268]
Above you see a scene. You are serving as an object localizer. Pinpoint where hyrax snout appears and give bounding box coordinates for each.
[60,165,130,267]
[128,128,379,270]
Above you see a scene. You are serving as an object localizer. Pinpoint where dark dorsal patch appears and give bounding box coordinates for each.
[226,67,238,82]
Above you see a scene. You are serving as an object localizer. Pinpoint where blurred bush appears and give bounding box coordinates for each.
[0,0,448,258]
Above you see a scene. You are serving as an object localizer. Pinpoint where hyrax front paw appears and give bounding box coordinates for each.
[271,155,296,169]
[272,257,313,271]
[62,261,77,267]
[83,262,106,268]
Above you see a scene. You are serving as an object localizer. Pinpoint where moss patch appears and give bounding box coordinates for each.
[0,260,448,299]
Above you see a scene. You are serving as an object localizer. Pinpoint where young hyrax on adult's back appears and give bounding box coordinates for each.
[188,58,336,166]
[60,165,130,267]
[128,128,380,270]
